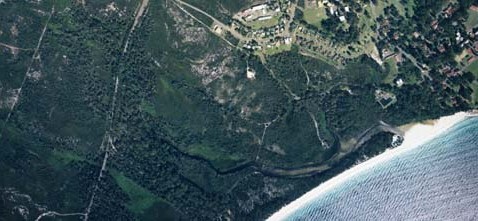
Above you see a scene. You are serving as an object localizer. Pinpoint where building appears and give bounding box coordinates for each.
[396,78,404,87]
[257,15,273,21]
[251,4,267,12]
[339,15,346,22]
[246,68,256,80]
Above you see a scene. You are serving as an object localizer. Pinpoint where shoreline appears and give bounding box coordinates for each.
[267,111,476,221]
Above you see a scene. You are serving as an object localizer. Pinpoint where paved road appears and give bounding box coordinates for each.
[174,0,298,45]
[174,0,249,41]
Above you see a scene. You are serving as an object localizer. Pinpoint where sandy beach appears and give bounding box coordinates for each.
[267,111,475,221]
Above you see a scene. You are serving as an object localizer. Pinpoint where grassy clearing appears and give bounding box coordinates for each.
[47,149,88,169]
[465,9,478,30]
[248,16,280,29]
[54,0,72,10]
[153,75,196,122]
[303,8,327,28]
[403,0,416,17]
[471,81,478,105]
[466,59,478,77]
[317,109,333,141]
[261,43,292,55]
[187,144,244,169]
[140,100,157,117]
[384,57,399,84]
[390,0,415,17]
[111,170,165,214]
[455,50,469,63]
[298,48,339,67]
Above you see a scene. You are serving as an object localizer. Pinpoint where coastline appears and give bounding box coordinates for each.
[266,111,476,221]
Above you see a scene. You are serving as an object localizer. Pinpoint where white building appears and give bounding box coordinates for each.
[257,15,273,21]
[396,78,404,87]
[251,4,267,12]
[246,68,256,80]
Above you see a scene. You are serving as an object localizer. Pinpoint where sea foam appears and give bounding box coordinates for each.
[267,111,475,221]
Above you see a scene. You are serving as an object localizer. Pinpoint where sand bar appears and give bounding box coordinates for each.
[267,111,476,221]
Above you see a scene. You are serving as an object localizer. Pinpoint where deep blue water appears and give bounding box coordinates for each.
[287,117,478,221]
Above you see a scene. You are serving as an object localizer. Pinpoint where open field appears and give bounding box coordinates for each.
[465,9,478,30]
[384,58,399,84]
[467,59,478,77]
[262,43,292,55]
[303,8,327,28]
[248,16,280,29]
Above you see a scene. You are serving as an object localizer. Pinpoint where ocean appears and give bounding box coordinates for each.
[280,116,478,221]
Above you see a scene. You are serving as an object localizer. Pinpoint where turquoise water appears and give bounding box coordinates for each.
[287,117,478,221]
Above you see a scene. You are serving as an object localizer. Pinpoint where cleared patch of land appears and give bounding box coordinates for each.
[465,9,478,30]
[249,16,280,29]
[303,8,327,28]
[467,59,478,77]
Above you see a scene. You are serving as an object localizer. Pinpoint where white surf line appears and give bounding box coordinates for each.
[0,6,54,137]
[35,211,85,221]
[267,111,474,221]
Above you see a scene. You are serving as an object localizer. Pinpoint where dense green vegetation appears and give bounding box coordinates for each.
[0,0,476,220]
